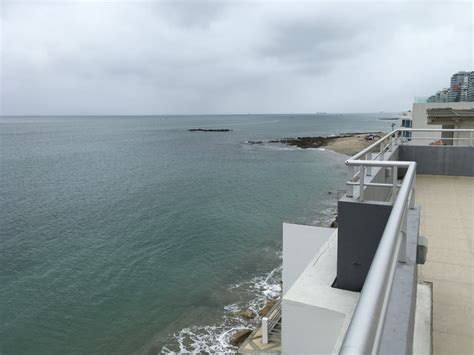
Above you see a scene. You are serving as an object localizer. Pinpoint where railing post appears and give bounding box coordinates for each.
[366,154,372,176]
[359,166,365,201]
[262,317,269,344]
[346,166,354,197]
[391,165,398,202]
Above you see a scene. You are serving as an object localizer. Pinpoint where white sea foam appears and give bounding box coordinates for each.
[161,208,334,353]
[161,265,282,354]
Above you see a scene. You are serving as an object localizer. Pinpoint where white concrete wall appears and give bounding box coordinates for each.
[411,102,474,145]
[282,223,334,294]
[282,228,359,354]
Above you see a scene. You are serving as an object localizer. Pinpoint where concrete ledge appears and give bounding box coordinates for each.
[283,223,334,294]
[282,229,359,354]
[413,282,433,355]
[379,206,421,354]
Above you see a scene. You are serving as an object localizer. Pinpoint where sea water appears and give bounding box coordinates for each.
[0,114,395,354]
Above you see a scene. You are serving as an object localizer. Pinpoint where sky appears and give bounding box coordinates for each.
[0,0,472,115]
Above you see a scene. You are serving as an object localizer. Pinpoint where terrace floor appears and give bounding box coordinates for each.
[416,175,474,354]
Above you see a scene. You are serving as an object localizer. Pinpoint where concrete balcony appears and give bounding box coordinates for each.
[280,129,474,355]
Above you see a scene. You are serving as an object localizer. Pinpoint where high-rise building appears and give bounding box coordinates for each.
[448,71,470,102]
[426,71,473,103]
[467,71,474,101]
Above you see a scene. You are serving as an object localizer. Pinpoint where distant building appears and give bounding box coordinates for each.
[427,71,473,103]
[468,72,474,101]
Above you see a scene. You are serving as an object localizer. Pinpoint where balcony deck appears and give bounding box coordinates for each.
[416,175,474,354]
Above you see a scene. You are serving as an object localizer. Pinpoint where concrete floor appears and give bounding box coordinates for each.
[417,175,474,355]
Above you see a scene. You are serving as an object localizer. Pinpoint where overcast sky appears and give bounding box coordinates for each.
[0,0,472,115]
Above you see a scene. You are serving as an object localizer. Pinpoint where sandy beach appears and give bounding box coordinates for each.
[324,132,385,156]
[257,132,387,157]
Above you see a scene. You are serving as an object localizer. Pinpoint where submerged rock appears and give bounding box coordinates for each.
[234,309,256,320]
[230,329,252,347]
[259,299,278,317]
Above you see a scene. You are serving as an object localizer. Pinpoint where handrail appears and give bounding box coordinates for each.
[349,131,396,161]
[340,162,417,354]
[340,128,473,354]
[349,128,474,162]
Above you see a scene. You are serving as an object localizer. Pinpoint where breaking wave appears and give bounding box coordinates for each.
[161,258,282,354]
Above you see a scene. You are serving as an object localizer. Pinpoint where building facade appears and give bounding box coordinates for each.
[428,71,473,103]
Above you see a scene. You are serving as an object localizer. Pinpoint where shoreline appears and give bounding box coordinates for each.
[248,132,385,156]
[323,132,385,156]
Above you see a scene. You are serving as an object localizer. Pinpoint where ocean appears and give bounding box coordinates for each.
[0,114,395,354]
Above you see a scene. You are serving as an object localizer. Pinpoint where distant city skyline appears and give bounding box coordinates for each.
[1,1,472,115]
[427,71,474,103]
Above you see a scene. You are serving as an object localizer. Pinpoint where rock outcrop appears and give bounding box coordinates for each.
[188,128,232,132]
[234,309,256,320]
[259,299,277,317]
[230,329,252,347]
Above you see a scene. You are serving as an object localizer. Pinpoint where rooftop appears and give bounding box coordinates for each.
[416,175,474,354]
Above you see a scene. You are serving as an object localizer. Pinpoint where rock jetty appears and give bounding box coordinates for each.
[188,128,232,132]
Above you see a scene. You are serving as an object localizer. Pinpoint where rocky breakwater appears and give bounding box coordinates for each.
[188,128,232,132]
[269,136,333,149]
[248,132,385,156]
[248,134,355,149]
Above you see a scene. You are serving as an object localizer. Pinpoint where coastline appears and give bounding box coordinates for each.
[323,132,385,156]
[248,132,385,157]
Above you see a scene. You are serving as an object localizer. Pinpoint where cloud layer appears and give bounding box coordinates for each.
[1,0,472,115]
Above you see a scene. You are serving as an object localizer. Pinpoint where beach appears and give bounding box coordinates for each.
[258,132,386,156]
[324,132,385,156]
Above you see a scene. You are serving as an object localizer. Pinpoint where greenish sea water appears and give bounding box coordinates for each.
[0,114,395,354]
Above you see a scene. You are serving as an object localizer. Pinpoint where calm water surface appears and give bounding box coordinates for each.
[0,114,395,354]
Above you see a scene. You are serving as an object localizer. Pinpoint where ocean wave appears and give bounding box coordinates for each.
[161,265,282,354]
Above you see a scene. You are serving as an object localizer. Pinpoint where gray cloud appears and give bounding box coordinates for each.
[0,0,472,115]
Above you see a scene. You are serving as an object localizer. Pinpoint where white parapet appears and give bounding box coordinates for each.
[282,225,359,354]
[283,223,335,295]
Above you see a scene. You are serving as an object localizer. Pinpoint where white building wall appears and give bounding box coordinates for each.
[282,223,334,295]
[411,102,474,145]
[282,227,359,354]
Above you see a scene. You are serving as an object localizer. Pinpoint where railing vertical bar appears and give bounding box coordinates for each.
[347,166,354,197]
[262,317,269,344]
[391,166,398,202]
[359,166,365,201]
[366,154,372,176]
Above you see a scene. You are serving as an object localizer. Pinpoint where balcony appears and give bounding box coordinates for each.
[280,129,474,354]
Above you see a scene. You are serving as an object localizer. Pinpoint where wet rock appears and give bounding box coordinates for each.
[330,215,338,228]
[188,128,231,132]
[230,329,252,347]
[259,299,277,317]
[234,309,256,319]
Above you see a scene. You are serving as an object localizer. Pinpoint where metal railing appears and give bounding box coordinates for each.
[346,128,474,201]
[340,128,474,354]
